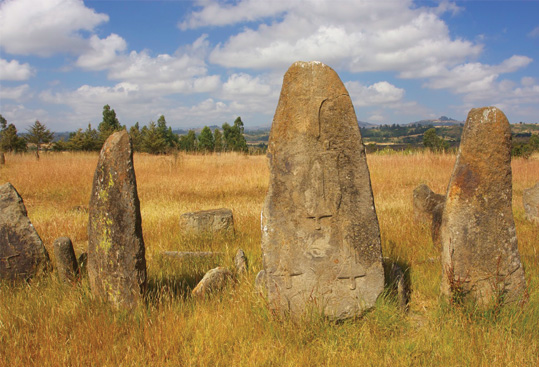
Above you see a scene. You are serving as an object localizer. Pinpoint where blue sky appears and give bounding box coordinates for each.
[1,0,538,132]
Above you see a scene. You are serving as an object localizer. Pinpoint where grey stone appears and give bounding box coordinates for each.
[0,182,50,281]
[413,184,445,245]
[192,267,234,298]
[523,182,539,224]
[88,130,147,308]
[440,107,526,306]
[53,237,79,283]
[234,248,248,275]
[261,61,384,320]
[255,270,266,293]
[180,208,234,234]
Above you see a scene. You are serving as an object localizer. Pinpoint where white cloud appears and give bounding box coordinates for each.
[345,81,405,107]
[76,34,127,70]
[196,0,480,75]
[0,0,108,56]
[0,84,31,101]
[0,59,35,80]
[0,103,49,130]
[223,73,272,96]
[528,26,539,38]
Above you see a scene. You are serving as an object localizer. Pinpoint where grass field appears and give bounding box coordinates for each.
[1,151,538,366]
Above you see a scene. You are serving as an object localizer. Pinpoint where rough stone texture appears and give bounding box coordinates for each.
[413,184,445,245]
[440,107,526,306]
[523,182,539,224]
[192,267,234,298]
[234,248,248,275]
[0,182,50,280]
[255,270,266,293]
[53,237,79,283]
[88,130,147,308]
[261,61,384,320]
[180,208,234,234]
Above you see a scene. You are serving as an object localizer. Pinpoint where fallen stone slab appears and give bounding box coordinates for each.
[161,251,223,259]
[180,208,234,234]
[0,182,51,281]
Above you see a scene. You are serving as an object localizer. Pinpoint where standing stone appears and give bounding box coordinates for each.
[523,182,539,224]
[440,107,526,306]
[0,182,50,280]
[413,184,445,245]
[261,61,384,320]
[180,208,234,234]
[88,130,147,308]
[234,248,248,275]
[53,237,79,283]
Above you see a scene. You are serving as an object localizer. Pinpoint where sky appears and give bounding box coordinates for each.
[0,0,538,132]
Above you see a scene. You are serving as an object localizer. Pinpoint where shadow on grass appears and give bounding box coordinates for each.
[382,257,412,311]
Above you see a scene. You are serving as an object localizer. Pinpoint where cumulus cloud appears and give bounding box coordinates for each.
[76,34,127,70]
[0,0,108,56]
[345,81,405,107]
[0,84,31,101]
[528,26,539,38]
[0,59,35,80]
[187,0,481,76]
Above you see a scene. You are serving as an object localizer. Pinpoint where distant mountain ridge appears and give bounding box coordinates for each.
[407,116,464,127]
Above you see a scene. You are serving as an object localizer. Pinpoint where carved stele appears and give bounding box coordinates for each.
[261,61,384,319]
[88,130,147,308]
[440,107,526,306]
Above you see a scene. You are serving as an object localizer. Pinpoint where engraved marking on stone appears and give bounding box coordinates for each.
[272,268,304,289]
[337,261,366,290]
[1,254,21,269]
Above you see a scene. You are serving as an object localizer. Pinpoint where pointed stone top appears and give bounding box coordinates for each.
[0,182,27,217]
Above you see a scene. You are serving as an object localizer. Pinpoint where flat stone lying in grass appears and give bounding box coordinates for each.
[180,208,234,234]
[261,61,384,320]
[523,182,539,224]
[53,237,79,283]
[161,251,222,259]
[88,129,147,308]
[440,107,526,306]
[0,182,51,281]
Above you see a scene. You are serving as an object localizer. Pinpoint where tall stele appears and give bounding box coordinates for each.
[261,61,384,320]
[440,107,526,306]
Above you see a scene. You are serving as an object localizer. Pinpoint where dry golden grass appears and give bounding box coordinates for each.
[0,150,538,366]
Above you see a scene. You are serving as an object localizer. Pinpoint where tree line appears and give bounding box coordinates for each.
[0,105,249,156]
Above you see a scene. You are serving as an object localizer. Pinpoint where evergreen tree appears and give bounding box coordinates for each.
[198,126,214,152]
[141,121,167,154]
[222,117,248,152]
[156,115,179,149]
[423,128,449,152]
[179,130,197,152]
[0,117,27,153]
[213,128,223,152]
[97,104,122,144]
[129,122,143,152]
[25,120,54,159]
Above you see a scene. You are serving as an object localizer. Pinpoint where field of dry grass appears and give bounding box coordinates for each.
[1,150,538,366]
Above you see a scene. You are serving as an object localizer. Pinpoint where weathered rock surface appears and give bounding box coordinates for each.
[0,182,50,280]
[255,270,266,293]
[88,130,147,308]
[387,262,410,311]
[192,267,234,297]
[440,107,526,306]
[180,208,234,234]
[523,182,539,224]
[234,248,248,275]
[261,61,384,320]
[53,237,79,283]
[413,184,445,244]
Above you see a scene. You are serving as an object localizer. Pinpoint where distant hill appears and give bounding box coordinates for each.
[358,120,377,129]
[408,116,463,127]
